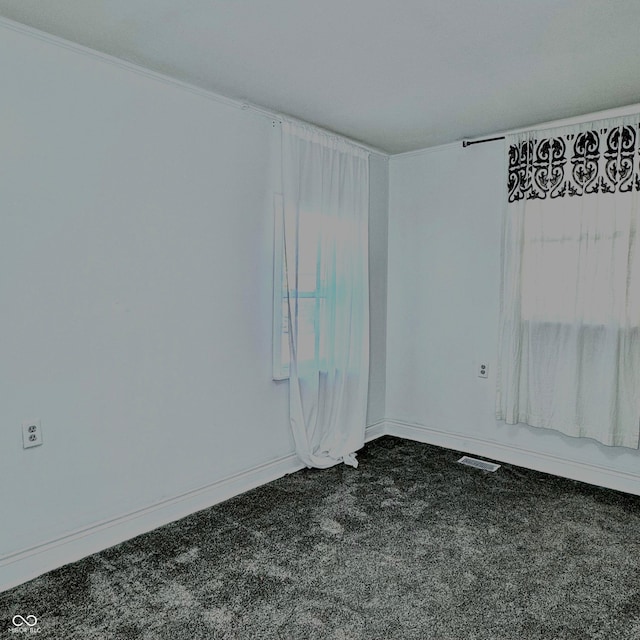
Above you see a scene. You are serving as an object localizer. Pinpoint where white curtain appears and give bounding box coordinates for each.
[281,121,369,468]
[497,116,640,448]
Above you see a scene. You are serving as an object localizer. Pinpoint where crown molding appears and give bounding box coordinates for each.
[0,17,252,113]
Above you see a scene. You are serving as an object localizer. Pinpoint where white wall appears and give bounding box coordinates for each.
[387,140,640,489]
[0,21,389,580]
[0,23,288,560]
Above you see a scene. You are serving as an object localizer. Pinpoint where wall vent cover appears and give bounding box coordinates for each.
[457,456,500,472]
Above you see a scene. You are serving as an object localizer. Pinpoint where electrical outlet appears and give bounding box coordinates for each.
[478,363,489,378]
[22,420,43,449]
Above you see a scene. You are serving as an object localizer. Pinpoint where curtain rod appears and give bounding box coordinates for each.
[463,104,640,149]
[462,136,505,147]
[240,102,388,157]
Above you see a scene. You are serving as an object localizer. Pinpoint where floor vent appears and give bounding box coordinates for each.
[457,456,501,472]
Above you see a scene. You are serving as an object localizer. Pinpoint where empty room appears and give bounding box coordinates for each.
[1,1,640,638]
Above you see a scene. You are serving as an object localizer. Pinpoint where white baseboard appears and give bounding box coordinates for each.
[0,452,304,593]
[6,417,635,593]
[364,420,386,442]
[383,419,640,497]
[1,423,386,593]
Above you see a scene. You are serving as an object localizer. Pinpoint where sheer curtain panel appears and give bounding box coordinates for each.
[497,116,640,448]
[281,121,370,468]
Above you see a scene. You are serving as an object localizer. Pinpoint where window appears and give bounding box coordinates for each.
[520,206,637,326]
[272,194,324,379]
[272,193,360,380]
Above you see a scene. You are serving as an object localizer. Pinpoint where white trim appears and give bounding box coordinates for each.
[271,193,288,380]
[0,16,389,159]
[0,452,304,593]
[4,417,635,592]
[242,103,388,157]
[0,422,384,593]
[0,17,242,113]
[393,103,640,159]
[467,103,640,144]
[391,140,463,160]
[383,419,640,497]
[364,420,386,442]
[4,15,637,160]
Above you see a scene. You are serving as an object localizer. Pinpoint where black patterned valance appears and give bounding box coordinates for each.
[508,123,640,202]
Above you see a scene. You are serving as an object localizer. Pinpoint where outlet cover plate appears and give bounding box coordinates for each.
[22,420,43,449]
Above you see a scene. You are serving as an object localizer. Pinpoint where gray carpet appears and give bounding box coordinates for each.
[2,436,640,639]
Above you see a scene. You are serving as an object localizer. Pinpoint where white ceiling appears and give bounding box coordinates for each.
[2,0,640,153]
